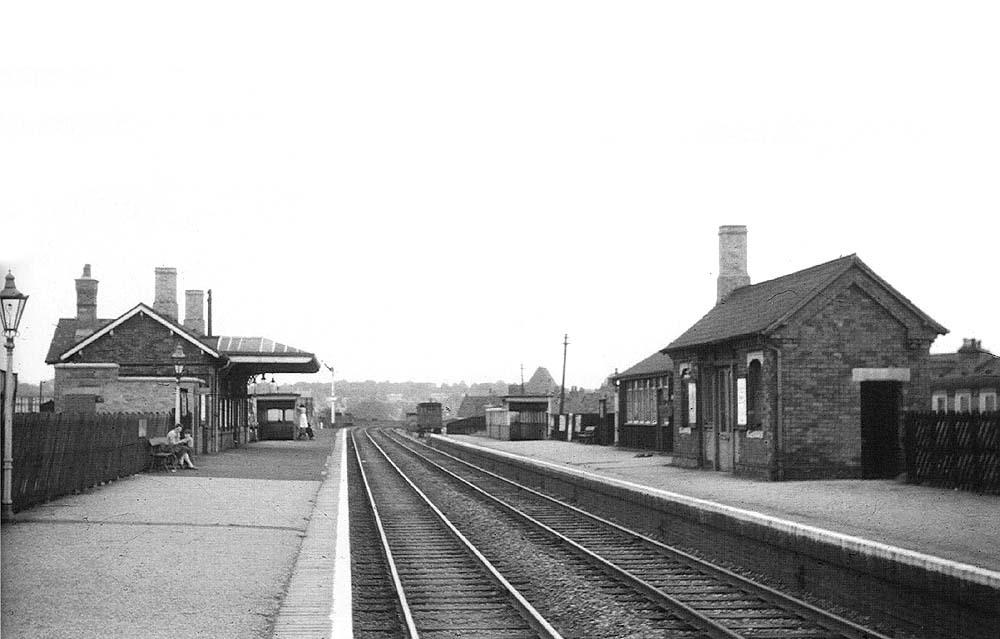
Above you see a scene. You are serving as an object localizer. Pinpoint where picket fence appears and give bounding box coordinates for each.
[5,411,172,512]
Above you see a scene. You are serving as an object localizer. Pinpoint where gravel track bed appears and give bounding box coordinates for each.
[349,437,406,639]
[371,431,710,639]
[355,432,541,638]
[403,432,917,639]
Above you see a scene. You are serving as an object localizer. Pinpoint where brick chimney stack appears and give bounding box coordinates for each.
[717,225,750,304]
[74,264,99,340]
[959,338,984,354]
[153,267,178,321]
[184,290,205,335]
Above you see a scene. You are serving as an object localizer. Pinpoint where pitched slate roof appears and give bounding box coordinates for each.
[560,390,604,414]
[928,343,999,386]
[616,351,673,380]
[47,310,317,373]
[524,367,558,395]
[45,318,114,364]
[46,304,220,363]
[663,254,946,352]
[457,394,501,419]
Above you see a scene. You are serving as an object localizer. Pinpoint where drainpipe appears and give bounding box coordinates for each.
[763,343,783,480]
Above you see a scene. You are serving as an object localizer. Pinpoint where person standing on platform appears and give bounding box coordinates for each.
[297,407,314,440]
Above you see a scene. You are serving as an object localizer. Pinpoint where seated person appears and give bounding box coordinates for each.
[166,424,198,470]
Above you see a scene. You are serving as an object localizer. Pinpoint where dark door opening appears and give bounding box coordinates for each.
[860,381,902,479]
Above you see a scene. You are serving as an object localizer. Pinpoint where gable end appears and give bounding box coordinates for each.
[58,303,221,362]
[770,265,942,344]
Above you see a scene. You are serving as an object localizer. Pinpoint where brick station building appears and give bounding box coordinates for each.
[662,226,947,480]
[45,265,319,454]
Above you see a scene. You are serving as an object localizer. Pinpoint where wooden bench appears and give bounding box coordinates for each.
[576,425,598,444]
[148,437,178,472]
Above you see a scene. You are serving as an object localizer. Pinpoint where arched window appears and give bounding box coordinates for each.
[747,359,763,429]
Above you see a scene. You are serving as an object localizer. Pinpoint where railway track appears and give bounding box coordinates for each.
[374,428,898,639]
[350,429,563,639]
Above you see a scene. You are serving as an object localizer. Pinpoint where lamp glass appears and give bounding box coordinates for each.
[1,295,28,336]
[171,343,185,377]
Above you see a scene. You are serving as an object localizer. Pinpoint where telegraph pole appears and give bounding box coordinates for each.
[559,333,568,415]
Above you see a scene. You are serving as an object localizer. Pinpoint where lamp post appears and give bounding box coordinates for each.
[1,271,29,521]
[171,343,185,428]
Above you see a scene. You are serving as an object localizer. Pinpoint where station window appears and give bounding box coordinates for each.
[625,378,659,424]
[931,392,948,413]
[955,391,972,413]
[981,391,997,413]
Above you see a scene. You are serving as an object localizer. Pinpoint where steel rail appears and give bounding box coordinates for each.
[361,430,565,639]
[377,431,744,639]
[350,430,420,639]
[386,430,894,639]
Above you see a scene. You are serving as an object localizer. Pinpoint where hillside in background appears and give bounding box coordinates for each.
[280,379,512,421]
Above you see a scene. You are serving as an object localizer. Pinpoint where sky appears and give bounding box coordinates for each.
[2,2,998,390]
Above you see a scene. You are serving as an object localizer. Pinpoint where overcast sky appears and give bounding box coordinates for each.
[3,2,998,389]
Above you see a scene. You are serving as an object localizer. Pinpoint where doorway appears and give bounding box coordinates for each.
[860,381,902,478]
[715,367,734,471]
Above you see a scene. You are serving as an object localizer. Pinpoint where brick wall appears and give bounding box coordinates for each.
[53,364,119,412]
[68,312,216,378]
[777,282,932,479]
[666,269,938,481]
[97,378,203,414]
[56,311,217,416]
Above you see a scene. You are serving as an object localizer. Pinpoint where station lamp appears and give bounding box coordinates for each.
[1,271,29,521]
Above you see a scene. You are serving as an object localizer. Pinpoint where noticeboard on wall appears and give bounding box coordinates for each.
[737,377,747,426]
[687,382,697,425]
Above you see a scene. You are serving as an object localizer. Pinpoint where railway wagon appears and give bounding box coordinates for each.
[417,401,443,434]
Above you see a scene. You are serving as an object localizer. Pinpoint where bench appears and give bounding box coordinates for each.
[148,437,178,472]
[576,425,598,444]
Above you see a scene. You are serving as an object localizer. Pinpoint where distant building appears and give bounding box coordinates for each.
[522,367,558,395]
[663,226,946,481]
[45,265,319,453]
[456,394,501,419]
[613,351,673,451]
[485,393,549,441]
[928,339,999,412]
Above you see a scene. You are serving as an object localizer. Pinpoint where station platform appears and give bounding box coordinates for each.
[5,427,995,638]
[1,428,345,639]
[439,433,1000,577]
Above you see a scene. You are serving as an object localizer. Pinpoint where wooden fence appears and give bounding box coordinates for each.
[445,416,485,435]
[4,411,172,512]
[903,411,999,494]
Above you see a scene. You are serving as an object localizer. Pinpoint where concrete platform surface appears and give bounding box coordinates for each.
[1,429,339,639]
[444,433,1000,574]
